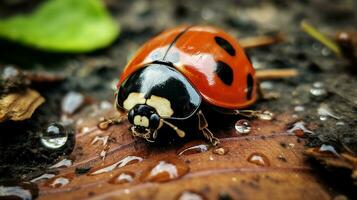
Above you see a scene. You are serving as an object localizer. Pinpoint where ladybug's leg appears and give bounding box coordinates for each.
[197,110,220,146]
[161,119,186,138]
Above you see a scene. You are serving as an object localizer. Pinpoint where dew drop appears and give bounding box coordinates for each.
[0,181,38,200]
[336,121,345,126]
[212,147,229,155]
[141,158,189,182]
[310,82,327,97]
[287,121,314,137]
[90,155,143,175]
[49,158,73,169]
[294,105,305,112]
[257,111,274,121]
[317,104,340,121]
[235,119,251,134]
[319,144,340,157]
[61,91,84,115]
[176,190,206,200]
[109,171,135,184]
[46,176,71,188]
[178,144,209,156]
[247,153,270,167]
[40,123,69,149]
[30,174,56,183]
[91,135,109,146]
[260,81,274,90]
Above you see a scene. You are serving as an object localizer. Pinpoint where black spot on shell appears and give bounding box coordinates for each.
[246,74,254,100]
[215,61,233,85]
[215,36,236,56]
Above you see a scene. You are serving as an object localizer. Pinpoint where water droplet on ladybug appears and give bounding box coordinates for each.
[235,119,251,134]
[109,171,135,184]
[140,158,189,182]
[40,123,68,149]
[247,153,270,167]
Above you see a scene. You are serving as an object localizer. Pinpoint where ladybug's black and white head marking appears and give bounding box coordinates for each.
[116,63,201,141]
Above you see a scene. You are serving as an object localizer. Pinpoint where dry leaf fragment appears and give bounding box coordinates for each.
[0,88,45,122]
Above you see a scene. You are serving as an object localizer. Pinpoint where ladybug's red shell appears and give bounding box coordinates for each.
[118,25,257,110]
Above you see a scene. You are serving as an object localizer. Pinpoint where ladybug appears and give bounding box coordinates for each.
[115,25,257,145]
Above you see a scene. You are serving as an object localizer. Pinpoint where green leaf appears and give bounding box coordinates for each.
[0,0,119,53]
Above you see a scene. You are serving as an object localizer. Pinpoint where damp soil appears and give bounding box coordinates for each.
[0,0,356,198]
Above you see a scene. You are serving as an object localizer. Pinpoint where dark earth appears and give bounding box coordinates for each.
[0,0,356,198]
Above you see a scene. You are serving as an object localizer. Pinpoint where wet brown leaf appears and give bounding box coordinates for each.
[0,88,45,122]
[305,148,357,182]
[35,111,333,200]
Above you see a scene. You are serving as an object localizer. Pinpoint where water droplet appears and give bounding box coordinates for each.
[0,181,38,200]
[49,158,72,169]
[2,65,20,79]
[247,153,270,167]
[178,144,209,156]
[319,144,339,157]
[287,121,314,137]
[30,174,56,183]
[91,135,109,146]
[99,101,112,110]
[317,104,340,121]
[310,82,327,97]
[109,171,135,184]
[141,158,189,182]
[257,111,274,120]
[336,121,345,126]
[235,119,251,134]
[61,91,84,115]
[201,7,215,20]
[260,81,274,90]
[90,155,143,175]
[294,105,305,112]
[46,176,71,188]
[176,190,206,200]
[40,123,69,149]
[212,147,229,155]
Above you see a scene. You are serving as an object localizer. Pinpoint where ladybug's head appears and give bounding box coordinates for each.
[127,104,161,141]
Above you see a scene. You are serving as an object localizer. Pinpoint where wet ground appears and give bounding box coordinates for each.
[0,0,356,199]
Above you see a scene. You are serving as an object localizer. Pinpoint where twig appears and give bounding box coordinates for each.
[256,69,298,81]
[240,33,284,49]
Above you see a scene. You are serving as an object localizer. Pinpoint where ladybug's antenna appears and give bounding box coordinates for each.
[160,119,186,138]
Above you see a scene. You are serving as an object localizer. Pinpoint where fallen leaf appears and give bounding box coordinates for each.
[305,148,357,182]
[32,110,334,199]
[0,0,119,52]
[0,88,45,122]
